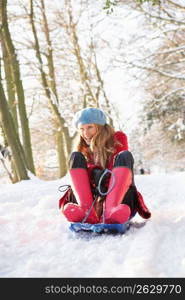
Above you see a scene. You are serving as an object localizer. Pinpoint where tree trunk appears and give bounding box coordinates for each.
[66,0,98,106]
[56,130,68,177]
[0,80,29,181]
[0,0,35,174]
[1,39,18,132]
[29,0,72,177]
[40,0,59,103]
[0,124,19,183]
[92,46,114,127]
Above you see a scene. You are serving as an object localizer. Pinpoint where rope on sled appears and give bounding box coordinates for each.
[82,197,98,223]
[82,169,116,224]
[58,171,116,224]
[97,169,115,196]
[58,184,71,192]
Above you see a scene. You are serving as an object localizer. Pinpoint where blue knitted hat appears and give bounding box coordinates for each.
[73,107,107,128]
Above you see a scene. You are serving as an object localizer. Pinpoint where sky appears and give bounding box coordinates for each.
[1,171,185,277]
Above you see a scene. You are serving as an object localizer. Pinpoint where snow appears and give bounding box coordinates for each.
[1,171,185,278]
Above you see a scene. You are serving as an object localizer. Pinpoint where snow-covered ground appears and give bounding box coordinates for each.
[0,172,185,278]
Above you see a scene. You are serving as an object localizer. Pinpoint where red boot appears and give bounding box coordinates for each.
[63,168,99,224]
[63,203,87,222]
[105,167,132,224]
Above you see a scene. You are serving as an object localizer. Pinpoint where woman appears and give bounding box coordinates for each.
[59,107,151,224]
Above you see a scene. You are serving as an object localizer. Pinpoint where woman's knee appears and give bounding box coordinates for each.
[117,150,133,159]
[69,151,87,169]
[114,150,134,168]
[70,151,85,160]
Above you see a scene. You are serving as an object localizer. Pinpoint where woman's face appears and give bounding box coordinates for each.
[78,123,97,145]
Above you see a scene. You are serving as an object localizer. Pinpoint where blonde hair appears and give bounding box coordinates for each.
[76,124,117,168]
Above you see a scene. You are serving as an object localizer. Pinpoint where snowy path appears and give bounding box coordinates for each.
[0,172,185,277]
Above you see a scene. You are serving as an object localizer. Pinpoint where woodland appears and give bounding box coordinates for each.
[0,0,185,183]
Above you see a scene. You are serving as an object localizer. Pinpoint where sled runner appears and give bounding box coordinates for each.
[69,221,131,234]
[69,211,136,234]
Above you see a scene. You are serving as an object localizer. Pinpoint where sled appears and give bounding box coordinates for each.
[69,221,131,234]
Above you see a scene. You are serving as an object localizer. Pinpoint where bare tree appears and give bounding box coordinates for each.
[0,75,29,181]
[114,1,185,142]
[56,0,114,125]
[28,0,74,177]
[0,0,35,174]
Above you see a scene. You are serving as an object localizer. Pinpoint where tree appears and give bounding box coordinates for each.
[0,77,29,181]
[0,0,35,174]
[56,0,114,125]
[28,0,72,177]
[109,0,185,170]
[117,0,185,135]
[25,0,115,177]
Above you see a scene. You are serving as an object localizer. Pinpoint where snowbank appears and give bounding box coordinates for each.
[0,172,185,277]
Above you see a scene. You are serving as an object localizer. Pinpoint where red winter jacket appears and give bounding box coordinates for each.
[59,131,151,219]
